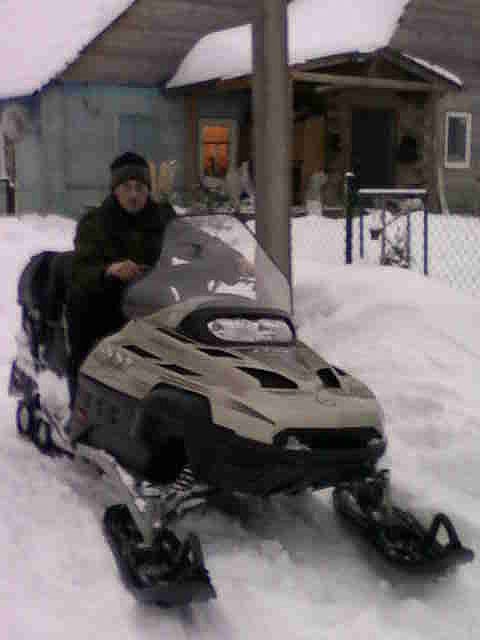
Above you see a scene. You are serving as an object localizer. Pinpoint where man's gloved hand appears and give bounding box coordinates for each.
[105,260,148,282]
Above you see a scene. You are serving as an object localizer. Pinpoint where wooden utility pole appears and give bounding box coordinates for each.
[252,0,292,295]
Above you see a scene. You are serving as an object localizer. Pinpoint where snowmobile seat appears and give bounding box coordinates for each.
[44,251,74,325]
[18,251,58,319]
[18,250,74,374]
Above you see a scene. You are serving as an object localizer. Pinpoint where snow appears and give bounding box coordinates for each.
[168,0,411,88]
[404,54,463,88]
[0,0,134,99]
[0,0,459,100]
[1,211,480,638]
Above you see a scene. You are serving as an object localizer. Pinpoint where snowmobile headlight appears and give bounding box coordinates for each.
[207,318,293,344]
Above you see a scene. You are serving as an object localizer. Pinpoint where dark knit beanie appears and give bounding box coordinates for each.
[110,151,151,191]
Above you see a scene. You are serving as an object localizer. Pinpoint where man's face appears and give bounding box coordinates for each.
[114,179,149,214]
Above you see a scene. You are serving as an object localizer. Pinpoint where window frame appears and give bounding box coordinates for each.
[444,111,472,169]
[198,118,238,180]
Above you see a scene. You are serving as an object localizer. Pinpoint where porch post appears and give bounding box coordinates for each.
[252,0,292,291]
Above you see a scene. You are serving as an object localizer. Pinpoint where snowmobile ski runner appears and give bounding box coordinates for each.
[333,470,474,572]
[103,504,216,606]
[8,213,473,605]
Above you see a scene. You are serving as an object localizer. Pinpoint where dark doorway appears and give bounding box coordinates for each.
[351,109,395,188]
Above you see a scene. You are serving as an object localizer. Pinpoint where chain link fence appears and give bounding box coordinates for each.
[353,206,480,299]
[293,188,480,299]
[422,214,480,297]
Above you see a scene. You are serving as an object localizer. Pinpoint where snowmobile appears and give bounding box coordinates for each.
[9,213,473,606]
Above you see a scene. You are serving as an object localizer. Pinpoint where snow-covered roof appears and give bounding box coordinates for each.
[168,0,412,88]
[0,0,134,99]
[404,54,463,88]
[0,0,461,100]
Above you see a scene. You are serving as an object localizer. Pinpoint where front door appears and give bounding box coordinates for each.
[351,109,395,189]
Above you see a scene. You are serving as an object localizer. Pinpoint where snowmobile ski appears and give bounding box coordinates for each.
[103,504,216,606]
[333,471,474,572]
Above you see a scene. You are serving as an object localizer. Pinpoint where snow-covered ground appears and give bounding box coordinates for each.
[1,212,479,639]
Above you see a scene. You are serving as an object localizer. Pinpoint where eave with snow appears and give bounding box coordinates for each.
[1,0,479,224]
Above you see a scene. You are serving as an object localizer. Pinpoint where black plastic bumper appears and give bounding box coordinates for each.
[187,423,387,497]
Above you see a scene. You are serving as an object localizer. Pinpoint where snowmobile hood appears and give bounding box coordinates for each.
[79,212,384,448]
[82,314,385,446]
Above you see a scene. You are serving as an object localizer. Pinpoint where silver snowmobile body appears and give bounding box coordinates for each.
[8,213,473,605]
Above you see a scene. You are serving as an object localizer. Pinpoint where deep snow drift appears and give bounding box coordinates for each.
[0,212,479,640]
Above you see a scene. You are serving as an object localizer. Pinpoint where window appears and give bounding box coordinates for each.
[199,119,237,179]
[445,112,472,169]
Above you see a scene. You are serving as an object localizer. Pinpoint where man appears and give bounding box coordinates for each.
[67,151,176,379]
[67,151,252,388]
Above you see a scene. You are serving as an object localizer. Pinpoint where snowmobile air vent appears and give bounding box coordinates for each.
[317,368,342,389]
[198,347,241,359]
[157,328,195,344]
[159,364,201,377]
[123,345,162,361]
[237,367,298,389]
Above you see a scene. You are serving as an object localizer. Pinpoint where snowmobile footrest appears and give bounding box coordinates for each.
[103,504,216,606]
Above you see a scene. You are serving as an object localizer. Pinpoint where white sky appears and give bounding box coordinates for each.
[1,211,479,638]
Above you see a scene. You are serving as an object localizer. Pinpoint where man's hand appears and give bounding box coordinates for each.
[105,260,148,282]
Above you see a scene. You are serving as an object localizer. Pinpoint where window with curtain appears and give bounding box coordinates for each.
[199,119,237,179]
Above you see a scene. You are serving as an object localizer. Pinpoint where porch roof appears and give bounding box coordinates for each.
[176,48,463,96]
[167,0,412,88]
[166,1,462,92]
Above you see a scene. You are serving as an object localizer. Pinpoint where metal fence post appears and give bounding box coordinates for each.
[359,210,365,259]
[344,172,355,264]
[380,205,386,264]
[423,204,429,276]
[406,211,411,268]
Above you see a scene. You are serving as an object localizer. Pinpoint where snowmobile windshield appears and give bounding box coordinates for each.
[122,213,292,319]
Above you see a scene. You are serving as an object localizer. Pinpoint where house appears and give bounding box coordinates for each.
[390,0,480,212]
[169,46,461,210]
[0,0,478,216]
[167,0,473,211]
[0,0,259,216]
